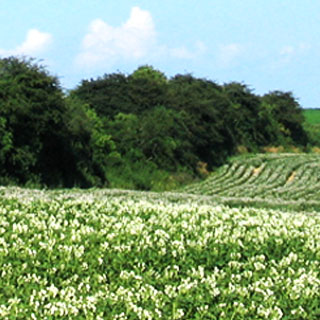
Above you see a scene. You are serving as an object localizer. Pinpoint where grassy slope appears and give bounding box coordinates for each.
[181,153,320,212]
[304,108,320,125]
[303,109,320,147]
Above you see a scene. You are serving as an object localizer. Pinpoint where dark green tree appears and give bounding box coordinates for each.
[64,95,118,187]
[0,56,73,186]
[138,106,195,170]
[72,72,132,118]
[127,65,169,113]
[168,74,233,167]
[73,65,169,118]
[222,82,272,149]
[262,91,308,146]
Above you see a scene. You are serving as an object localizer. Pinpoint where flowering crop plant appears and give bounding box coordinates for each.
[0,187,320,319]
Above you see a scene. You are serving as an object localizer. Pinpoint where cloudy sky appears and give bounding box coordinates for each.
[1,0,320,107]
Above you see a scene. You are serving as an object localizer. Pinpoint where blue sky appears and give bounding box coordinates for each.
[1,0,320,107]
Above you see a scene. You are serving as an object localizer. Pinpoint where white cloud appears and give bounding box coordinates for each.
[76,7,156,68]
[0,29,52,56]
[217,43,243,67]
[280,43,310,57]
[170,47,194,59]
[278,42,311,65]
[169,41,206,59]
[76,6,206,69]
[280,45,295,56]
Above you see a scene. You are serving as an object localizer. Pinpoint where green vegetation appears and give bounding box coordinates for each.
[303,109,320,148]
[0,57,115,188]
[303,108,320,125]
[0,56,312,190]
[2,57,320,319]
[182,153,320,211]
[0,187,320,319]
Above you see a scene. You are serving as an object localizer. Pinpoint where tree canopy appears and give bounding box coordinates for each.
[0,57,310,190]
[0,57,116,187]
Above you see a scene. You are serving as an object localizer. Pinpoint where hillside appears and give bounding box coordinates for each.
[181,153,320,211]
[303,109,320,148]
[303,108,320,125]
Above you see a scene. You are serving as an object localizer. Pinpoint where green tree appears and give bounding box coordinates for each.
[72,72,132,118]
[222,82,273,149]
[262,91,308,146]
[72,65,169,118]
[0,56,72,186]
[64,95,118,187]
[168,74,233,167]
[138,106,195,170]
[0,117,13,180]
[127,65,169,113]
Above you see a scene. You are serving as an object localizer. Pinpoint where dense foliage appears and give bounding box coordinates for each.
[0,57,115,188]
[0,57,310,189]
[1,187,320,319]
[0,57,70,186]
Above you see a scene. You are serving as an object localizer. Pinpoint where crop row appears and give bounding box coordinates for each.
[183,153,320,210]
[0,187,320,319]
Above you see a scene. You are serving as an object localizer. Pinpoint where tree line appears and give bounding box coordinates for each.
[0,56,309,189]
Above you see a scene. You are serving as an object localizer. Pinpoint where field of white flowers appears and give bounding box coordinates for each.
[1,186,320,319]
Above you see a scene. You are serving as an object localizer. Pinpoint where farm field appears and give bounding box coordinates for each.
[1,153,320,319]
[183,153,320,212]
[303,108,320,125]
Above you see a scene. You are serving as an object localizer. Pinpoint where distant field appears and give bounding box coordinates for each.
[182,153,320,211]
[303,108,320,125]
